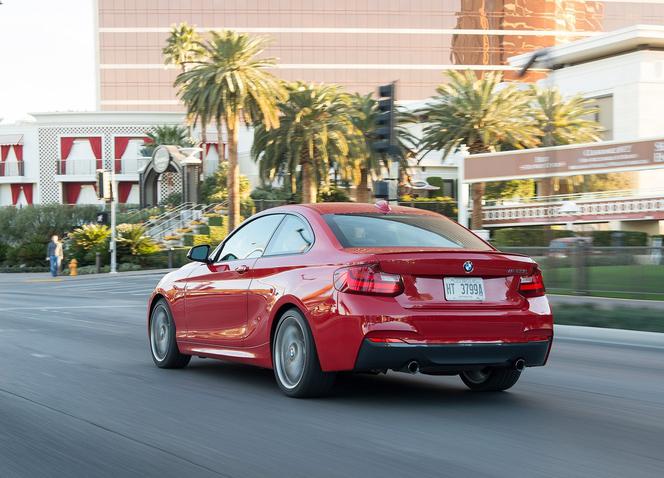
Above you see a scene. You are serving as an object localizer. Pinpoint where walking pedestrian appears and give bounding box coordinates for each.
[46,235,64,277]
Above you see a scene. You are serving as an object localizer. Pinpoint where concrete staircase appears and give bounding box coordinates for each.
[143,202,227,247]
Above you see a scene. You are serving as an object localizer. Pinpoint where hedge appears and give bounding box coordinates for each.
[583,230,648,247]
[492,228,575,248]
[207,215,225,227]
[398,197,457,219]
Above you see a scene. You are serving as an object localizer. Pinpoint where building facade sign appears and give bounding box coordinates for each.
[465,138,664,182]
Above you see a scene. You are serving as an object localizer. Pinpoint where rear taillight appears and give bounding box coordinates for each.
[333,265,403,296]
[519,269,546,297]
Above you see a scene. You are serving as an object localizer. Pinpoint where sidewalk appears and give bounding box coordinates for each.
[555,324,664,349]
[0,268,175,284]
[549,294,664,310]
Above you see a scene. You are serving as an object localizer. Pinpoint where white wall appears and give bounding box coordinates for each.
[552,50,664,140]
[551,49,664,192]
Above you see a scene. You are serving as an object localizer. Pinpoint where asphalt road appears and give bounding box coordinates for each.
[1,272,663,478]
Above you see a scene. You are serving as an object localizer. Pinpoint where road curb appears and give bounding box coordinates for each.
[549,294,664,310]
[555,324,664,349]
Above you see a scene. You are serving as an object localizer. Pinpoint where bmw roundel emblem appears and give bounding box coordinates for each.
[463,261,474,273]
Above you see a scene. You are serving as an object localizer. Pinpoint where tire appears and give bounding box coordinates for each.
[272,309,336,398]
[149,299,191,369]
[460,367,521,392]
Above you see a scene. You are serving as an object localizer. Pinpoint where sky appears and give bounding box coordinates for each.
[0,0,95,120]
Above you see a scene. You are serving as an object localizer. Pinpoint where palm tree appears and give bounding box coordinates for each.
[531,86,603,196]
[141,125,193,157]
[162,23,204,145]
[163,22,203,73]
[175,30,286,231]
[419,70,541,229]
[252,82,363,203]
[349,93,418,203]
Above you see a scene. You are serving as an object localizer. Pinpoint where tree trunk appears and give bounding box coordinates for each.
[200,115,207,168]
[226,121,240,232]
[538,177,554,198]
[216,122,224,170]
[290,172,297,197]
[470,182,485,230]
[301,159,317,204]
[356,167,370,203]
[217,121,226,163]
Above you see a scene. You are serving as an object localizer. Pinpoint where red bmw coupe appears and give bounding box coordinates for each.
[148,202,553,397]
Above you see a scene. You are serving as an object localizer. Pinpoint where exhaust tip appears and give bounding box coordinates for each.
[407,361,419,374]
[514,358,525,372]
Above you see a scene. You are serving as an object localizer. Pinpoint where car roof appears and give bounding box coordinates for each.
[267,202,441,216]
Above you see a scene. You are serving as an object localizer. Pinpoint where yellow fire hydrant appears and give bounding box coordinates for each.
[69,258,78,277]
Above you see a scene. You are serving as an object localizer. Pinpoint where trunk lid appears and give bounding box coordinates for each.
[346,248,536,310]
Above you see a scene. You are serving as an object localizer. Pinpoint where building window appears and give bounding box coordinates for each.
[590,95,613,140]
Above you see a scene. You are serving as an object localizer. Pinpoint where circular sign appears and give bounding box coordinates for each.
[153,147,171,174]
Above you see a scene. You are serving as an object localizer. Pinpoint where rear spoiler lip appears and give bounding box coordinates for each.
[342,247,532,259]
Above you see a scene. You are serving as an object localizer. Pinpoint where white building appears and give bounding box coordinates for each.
[511,24,664,194]
[0,112,260,207]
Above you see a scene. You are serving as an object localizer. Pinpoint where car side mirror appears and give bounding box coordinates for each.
[187,244,211,263]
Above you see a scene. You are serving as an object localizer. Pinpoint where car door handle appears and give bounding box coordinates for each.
[235,265,249,274]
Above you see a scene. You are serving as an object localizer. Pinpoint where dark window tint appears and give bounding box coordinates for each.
[324,214,491,250]
[218,214,284,261]
[265,215,314,256]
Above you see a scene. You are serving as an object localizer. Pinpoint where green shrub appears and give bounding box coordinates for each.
[398,196,457,219]
[425,177,444,198]
[195,224,210,235]
[67,224,110,266]
[585,230,648,247]
[5,243,50,267]
[318,188,352,202]
[241,197,255,217]
[250,185,293,201]
[492,227,575,248]
[209,225,228,243]
[0,242,8,263]
[208,215,225,227]
[116,223,161,263]
[0,265,50,273]
[159,192,183,207]
[0,205,100,267]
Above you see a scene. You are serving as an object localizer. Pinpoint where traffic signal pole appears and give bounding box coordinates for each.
[373,81,399,201]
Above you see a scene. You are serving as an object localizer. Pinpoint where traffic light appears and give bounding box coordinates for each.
[372,82,397,155]
[96,169,112,201]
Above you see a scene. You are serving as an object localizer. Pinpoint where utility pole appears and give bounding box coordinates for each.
[110,172,117,274]
[96,168,117,273]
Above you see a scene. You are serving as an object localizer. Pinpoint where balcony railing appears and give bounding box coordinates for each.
[0,161,24,177]
[57,159,98,175]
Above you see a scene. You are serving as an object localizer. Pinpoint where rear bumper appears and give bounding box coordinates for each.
[354,339,552,372]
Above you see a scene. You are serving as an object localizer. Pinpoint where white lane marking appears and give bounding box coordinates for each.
[16,315,132,334]
[0,305,139,312]
[30,353,50,358]
[50,282,157,291]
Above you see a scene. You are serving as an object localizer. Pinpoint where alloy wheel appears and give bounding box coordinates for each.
[274,316,307,389]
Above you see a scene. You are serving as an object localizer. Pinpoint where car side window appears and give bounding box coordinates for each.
[217,214,284,262]
[264,215,314,256]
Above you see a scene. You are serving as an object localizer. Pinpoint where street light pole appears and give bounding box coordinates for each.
[110,173,117,274]
[457,144,469,228]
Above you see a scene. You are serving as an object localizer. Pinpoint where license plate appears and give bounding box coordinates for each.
[444,277,485,301]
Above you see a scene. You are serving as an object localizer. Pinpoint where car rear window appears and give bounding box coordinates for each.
[323,213,491,250]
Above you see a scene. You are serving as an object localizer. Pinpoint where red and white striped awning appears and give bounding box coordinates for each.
[0,134,23,146]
